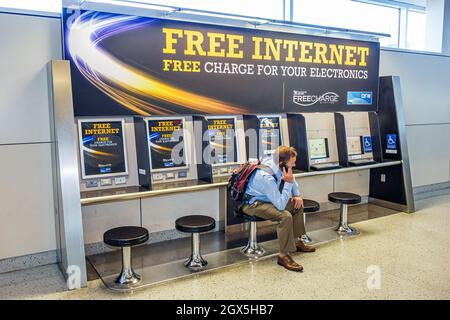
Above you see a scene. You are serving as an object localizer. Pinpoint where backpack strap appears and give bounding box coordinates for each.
[256,164,277,180]
[240,163,280,206]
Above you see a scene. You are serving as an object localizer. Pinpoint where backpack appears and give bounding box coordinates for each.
[227,161,274,211]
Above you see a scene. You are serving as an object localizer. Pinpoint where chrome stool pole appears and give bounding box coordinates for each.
[301,211,312,243]
[336,203,359,236]
[242,221,265,257]
[116,246,141,285]
[184,232,207,269]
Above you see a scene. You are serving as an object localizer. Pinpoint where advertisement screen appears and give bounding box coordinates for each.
[259,116,282,158]
[78,119,128,178]
[147,118,186,170]
[206,118,237,165]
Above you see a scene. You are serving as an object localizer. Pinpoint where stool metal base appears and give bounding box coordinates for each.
[336,225,360,236]
[116,268,141,285]
[184,256,208,269]
[241,243,265,257]
[115,246,141,285]
[241,221,265,257]
[184,233,207,269]
[336,203,360,236]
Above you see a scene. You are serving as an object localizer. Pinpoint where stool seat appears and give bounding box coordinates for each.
[104,226,149,247]
[234,210,266,222]
[175,215,215,233]
[303,199,320,213]
[328,192,361,205]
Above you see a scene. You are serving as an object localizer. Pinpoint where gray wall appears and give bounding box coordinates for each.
[442,0,450,55]
[0,12,62,261]
[0,11,449,265]
[380,49,450,187]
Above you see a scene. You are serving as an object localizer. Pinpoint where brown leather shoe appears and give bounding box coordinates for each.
[296,241,316,253]
[277,255,304,272]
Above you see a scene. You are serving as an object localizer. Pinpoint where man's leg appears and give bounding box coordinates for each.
[242,202,297,255]
[284,200,316,252]
[284,200,306,239]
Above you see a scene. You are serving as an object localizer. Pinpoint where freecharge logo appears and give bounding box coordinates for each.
[293,91,339,107]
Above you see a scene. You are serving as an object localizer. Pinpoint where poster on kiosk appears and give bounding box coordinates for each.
[202,115,243,178]
[206,117,237,166]
[258,115,282,159]
[146,117,187,171]
[78,118,128,179]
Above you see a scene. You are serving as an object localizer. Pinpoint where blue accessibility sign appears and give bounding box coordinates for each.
[386,134,397,150]
[363,136,373,153]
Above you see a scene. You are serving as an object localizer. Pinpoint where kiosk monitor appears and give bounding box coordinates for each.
[309,138,329,160]
[347,136,363,156]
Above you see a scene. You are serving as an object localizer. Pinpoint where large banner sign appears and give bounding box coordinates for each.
[78,119,128,178]
[63,9,380,116]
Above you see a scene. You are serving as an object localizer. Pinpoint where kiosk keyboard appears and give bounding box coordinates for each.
[310,162,341,171]
[349,159,377,166]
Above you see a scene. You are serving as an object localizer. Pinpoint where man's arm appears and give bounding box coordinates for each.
[260,174,292,211]
[292,179,300,197]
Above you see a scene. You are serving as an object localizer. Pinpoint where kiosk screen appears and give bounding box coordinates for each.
[147,118,186,170]
[206,118,237,165]
[78,119,128,179]
[309,138,329,160]
[259,116,282,157]
[347,136,363,156]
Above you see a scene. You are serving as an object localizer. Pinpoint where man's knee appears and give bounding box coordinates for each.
[289,204,303,215]
[280,211,293,223]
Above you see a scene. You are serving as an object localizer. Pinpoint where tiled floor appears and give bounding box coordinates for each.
[1,194,449,300]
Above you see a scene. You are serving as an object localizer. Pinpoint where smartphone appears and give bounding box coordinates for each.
[280,161,288,171]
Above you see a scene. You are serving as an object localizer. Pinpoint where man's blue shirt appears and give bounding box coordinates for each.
[245,157,300,211]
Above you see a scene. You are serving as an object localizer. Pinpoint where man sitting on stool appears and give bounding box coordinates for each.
[242,146,316,272]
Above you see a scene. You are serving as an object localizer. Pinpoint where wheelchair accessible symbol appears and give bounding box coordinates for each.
[363,136,372,153]
[386,134,397,149]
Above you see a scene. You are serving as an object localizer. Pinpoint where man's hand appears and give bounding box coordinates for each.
[292,196,303,209]
[282,166,294,183]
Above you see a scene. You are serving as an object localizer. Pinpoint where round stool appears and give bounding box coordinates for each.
[328,192,361,236]
[300,199,320,244]
[175,215,215,269]
[103,226,149,286]
[234,209,266,257]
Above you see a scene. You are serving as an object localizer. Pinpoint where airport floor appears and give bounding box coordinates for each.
[1,193,449,300]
